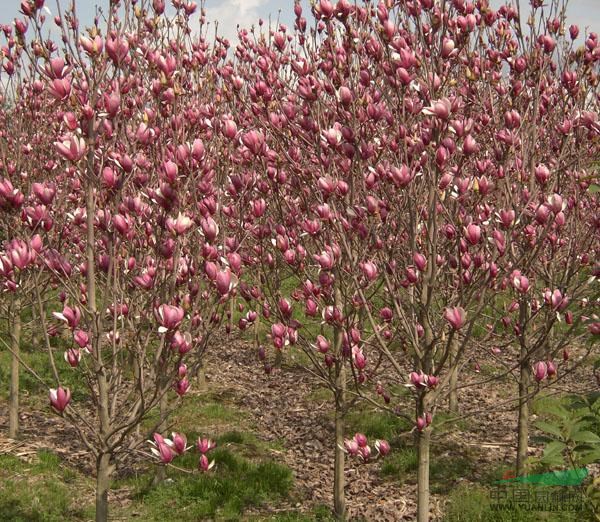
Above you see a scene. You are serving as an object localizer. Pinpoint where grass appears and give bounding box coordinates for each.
[247,505,337,521]
[0,346,88,403]
[0,450,94,522]
[443,484,586,521]
[0,440,296,522]
[379,446,477,493]
[345,408,412,443]
[132,447,294,521]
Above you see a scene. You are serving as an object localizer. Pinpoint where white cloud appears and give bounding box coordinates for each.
[204,0,271,44]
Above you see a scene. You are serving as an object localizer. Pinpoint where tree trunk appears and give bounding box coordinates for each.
[95,453,114,522]
[448,337,459,414]
[516,301,530,476]
[516,355,530,476]
[332,285,346,520]
[333,372,346,520]
[417,428,431,522]
[196,362,208,393]
[9,298,21,439]
[153,393,169,485]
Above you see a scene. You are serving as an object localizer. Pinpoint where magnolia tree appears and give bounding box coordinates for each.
[0,52,49,438]
[0,1,236,520]
[225,0,599,520]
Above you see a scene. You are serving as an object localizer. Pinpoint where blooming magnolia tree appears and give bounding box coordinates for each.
[0,0,598,521]
[224,0,599,520]
[0,1,236,520]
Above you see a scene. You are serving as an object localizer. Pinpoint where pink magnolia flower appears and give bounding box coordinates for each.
[49,387,71,412]
[353,348,367,370]
[375,439,391,456]
[166,213,192,236]
[343,438,359,456]
[215,269,234,296]
[422,98,452,120]
[197,438,216,454]
[54,134,86,162]
[156,304,184,333]
[534,361,548,382]
[413,252,427,272]
[444,307,466,330]
[64,348,81,367]
[360,261,378,282]
[464,224,481,245]
[7,239,35,270]
[199,453,215,472]
[171,432,189,455]
[53,305,81,329]
[171,331,192,354]
[315,335,330,354]
[149,434,176,464]
[354,433,368,448]
[410,371,427,388]
[174,378,190,396]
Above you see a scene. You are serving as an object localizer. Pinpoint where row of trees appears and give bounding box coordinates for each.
[0,1,598,521]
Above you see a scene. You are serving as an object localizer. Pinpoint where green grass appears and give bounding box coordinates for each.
[0,348,88,402]
[443,484,585,521]
[345,408,412,442]
[0,441,296,522]
[248,504,336,521]
[133,447,293,521]
[380,445,478,494]
[380,447,418,477]
[0,451,94,522]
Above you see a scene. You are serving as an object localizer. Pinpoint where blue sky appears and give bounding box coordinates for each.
[0,0,597,44]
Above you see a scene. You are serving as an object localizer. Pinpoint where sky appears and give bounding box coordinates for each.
[0,0,598,44]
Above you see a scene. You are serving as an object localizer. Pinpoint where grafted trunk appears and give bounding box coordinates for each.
[9,298,21,439]
[95,453,114,522]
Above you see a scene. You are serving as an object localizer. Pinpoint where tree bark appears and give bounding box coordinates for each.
[448,337,459,414]
[516,354,531,476]
[333,366,346,520]
[9,298,21,439]
[417,428,431,522]
[196,361,208,393]
[153,393,169,485]
[95,453,114,522]
[516,301,530,476]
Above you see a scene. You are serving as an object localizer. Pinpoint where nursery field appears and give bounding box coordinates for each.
[0,0,599,521]
[0,333,598,521]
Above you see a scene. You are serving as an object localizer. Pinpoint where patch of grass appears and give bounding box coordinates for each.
[433,412,471,435]
[0,451,93,522]
[345,408,412,442]
[380,447,418,478]
[443,484,584,521]
[0,349,88,403]
[379,445,477,494]
[135,447,294,521]
[307,386,333,402]
[216,430,286,458]
[142,395,244,435]
[430,453,477,494]
[250,504,336,521]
